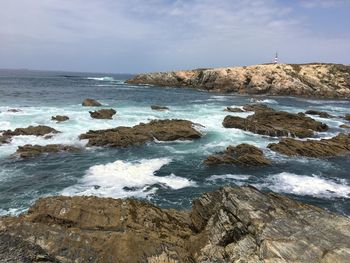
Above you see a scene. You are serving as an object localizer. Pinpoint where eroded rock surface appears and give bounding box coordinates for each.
[1,186,349,262]
[3,125,59,137]
[151,105,169,111]
[51,115,69,122]
[15,144,81,158]
[268,133,350,157]
[80,119,202,147]
[82,98,102,106]
[89,109,116,119]
[223,110,328,138]
[204,143,271,166]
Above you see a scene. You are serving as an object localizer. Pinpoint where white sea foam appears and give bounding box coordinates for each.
[207,174,251,182]
[61,158,195,198]
[250,98,278,104]
[86,76,115,81]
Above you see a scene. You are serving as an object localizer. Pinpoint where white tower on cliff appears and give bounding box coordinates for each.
[274,52,278,64]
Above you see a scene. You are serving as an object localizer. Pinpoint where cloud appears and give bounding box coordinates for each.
[299,0,348,8]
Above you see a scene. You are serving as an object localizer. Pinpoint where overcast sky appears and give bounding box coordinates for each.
[0,0,349,73]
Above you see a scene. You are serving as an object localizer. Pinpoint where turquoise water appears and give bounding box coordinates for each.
[0,69,350,216]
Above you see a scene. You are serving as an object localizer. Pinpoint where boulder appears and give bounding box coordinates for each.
[204,143,271,166]
[151,105,169,111]
[16,144,81,158]
[89,109,116,119]
[3,125,59,137]
[242,103,274,112]
[223,110,328,138]
[7,108,22,113]
[0,135,10,145]
[1,186,350,262]
[82,98,102,107]
[305,110,334,118]
[268,133,350,157]
[340,124,350,128]
[224,107,244,112]
[344,114,350,121]
[51,115,69,122]
[80,119,202,147]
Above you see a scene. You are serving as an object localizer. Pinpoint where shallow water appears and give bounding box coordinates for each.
[0,69,350,216]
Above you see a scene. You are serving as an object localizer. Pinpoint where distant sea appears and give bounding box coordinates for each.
[0,69,349,216]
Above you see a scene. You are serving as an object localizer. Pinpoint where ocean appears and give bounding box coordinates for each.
[0,69,349,216]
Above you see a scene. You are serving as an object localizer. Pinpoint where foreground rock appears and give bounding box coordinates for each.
[80,119,202,147]
[305,110,334,118]
[127,63,350,98]
[89,109,116,119]
[0,135,10,145]
[223,110,328,138]
[1,186,350,262]
[268,133,350,157]
[16,144,81,158]
[82,98,102,106]
[151,105,169,111]
[51,115,69,122]
[3,125,59,137]
[204,143,271,166]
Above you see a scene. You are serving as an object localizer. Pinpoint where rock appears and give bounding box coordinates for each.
[1,186,350,262]
[242,103,274,112]
[89,109,116,119]
[223,110,328,138]
[344,114,350,121]
[0,135,11,145]
[3,125,59,137]
[80,119,202,147]
[340,124,350,128]
[204,143,271,166]
[7,108,22,113]
[51,115,69,122]
[126,63,350,99]
[82,98,102,106]
[224,107,244,112]
[268,133,350,157]
[151,105,169,111]
[305,110,334,118]
[16,144,81,158]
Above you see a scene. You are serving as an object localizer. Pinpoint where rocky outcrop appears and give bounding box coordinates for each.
[268,133,350,157]
[127,63,350,98]
[223,110,328,138]
[3,125,59,137]
[15,144,81,158]
[305,110,334,118]
[89,109,116,119]
[51,115,69,122]
[80,119,202,147]
[204,143,271,166]
[151,105,170,111]
[82,98,102,107]
[1,186,350,262]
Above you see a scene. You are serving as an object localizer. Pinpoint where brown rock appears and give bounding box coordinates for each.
[305,110,333,118]
[80,119,202,147]
[89,109,116,119]
[344,114,350,121]
[3,125,59,137]
[7,108,22,113]
[151,105,169,111]
[0,135,11,145]
[340,124,350,128]
[223,110,328,138]
[51,115,69,122]
[16,144,81,158]
[82,98,102,106]
[224,107,244,112]
[268,133,350,157]
[242,103,274,112]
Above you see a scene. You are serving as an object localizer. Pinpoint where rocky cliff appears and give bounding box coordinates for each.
[1,186,349,262]
[127,63,350,98]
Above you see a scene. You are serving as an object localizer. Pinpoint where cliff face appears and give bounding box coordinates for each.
[1,186,350,262]
[127,63,350,98]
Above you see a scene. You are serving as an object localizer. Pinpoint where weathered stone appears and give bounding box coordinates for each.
[268,133,350,157]
[340,124,350,128]
[16,144,81,158]
[3,125,59,137]
[242,103,274,112]
[82,98,102,106]
[224,107,244,112]
[80,119,202,147]
[51,115,69,122]
[89,109,116,119]
[344,114,350,121]
[305,110,334,118]
[151,105,169,111]
[0,135,10,145]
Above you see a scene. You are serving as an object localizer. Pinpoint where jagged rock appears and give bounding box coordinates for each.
[151,105,169,111]
[89,109,116,119]
[15,144,81,158]
[7,108,22,113]
[51,115,69,122]
[0,135,11,145]
[1,186,350,262]
[3,125,59,137]
[305,110,334,118]
[344,114,350,121]
[242,103,274,112]
[223,110,328,138]
[224,107,244,112]
[127,63,350,98]
[268,133,350,157]
[204,143,271,166]
[82,98,102,106]
[80,119,202,147]
[340,124,350,128]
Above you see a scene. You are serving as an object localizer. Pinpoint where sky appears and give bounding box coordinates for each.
[0,0,349,73]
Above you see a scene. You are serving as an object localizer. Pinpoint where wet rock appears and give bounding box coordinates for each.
[51,115,69,122]
[3,125,59,137]
[0,135,11,145]
[204,143,271,166]
[1,186,350,262]
[80,119,202,147]
[16,144,81,158]
[242,103,274,112]
[89,109,116,119]
[344,114,350,121]
[224,107,244,112]
[223,110,328,138]
[268,133,350,157]
[82,98,102,106]
[305,110,334,118]
[340,124,350,128]
[7,108,22,113]
[151,105,169,111]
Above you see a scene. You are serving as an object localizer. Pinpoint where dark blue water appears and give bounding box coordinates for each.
[0,69,350,216]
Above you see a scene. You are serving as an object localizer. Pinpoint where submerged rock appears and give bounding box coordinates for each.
[204,143,271,166]
[224,106,244,112]
[82,98,102,106]
[80,119,202,147]
[16,144,81,158]
[3,125,59,137]
[89,109,116,119]
[51,115,69,122]
[1,186,350,262]
[223,110,328,138]
[268,133,350,157]
[7,108,22,113]
[305,110,334,118]
[151,105,169,111]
